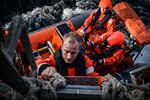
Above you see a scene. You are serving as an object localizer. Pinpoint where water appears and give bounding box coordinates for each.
[1,0,149,33]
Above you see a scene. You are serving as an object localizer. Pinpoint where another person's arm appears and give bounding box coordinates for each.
[78,12,96,36]
[98,49,123,65]
[94,18,115,44]
[84,12,95,28]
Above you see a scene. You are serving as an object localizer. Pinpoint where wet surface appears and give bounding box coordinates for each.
[1,0,149,32]
[135,44,150,64]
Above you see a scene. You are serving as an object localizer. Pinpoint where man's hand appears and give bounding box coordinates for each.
[41,67,66,89]
[41,67,56,80]
[50,72,66,89]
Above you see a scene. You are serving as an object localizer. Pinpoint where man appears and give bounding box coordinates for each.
[94,31,125,65]
[36,31,99,79]
[77,0,115,40]
[93,31,133,75]
[76,0,116,58]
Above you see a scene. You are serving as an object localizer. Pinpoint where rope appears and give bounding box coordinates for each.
[0,72,66,100]
[101,74,132,100]
[48,72,66,89]
[23,76,57,100]
[1,76,57,100]
[101,74,150,100]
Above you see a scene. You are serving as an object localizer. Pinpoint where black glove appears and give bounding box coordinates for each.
[99,40,108,48]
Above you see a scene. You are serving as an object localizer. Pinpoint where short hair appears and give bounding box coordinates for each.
[63,31,82,45]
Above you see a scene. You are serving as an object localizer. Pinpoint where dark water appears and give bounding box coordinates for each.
[0,0,150,32]
[0,0,150,63]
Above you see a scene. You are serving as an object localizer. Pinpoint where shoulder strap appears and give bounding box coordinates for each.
[54,49,68,76]
[90,8,101,26]
[95,11,112,30]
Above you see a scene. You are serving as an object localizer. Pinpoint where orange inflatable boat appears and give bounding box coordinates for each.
[16,2,150,76]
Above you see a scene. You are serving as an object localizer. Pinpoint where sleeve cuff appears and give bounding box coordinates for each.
[37,63,50,75]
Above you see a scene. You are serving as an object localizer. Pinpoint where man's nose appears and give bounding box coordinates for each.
[67,53,72,59]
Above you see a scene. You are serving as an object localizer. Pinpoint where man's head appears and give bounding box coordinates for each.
[99,0,112,14]
[61,31,82,64]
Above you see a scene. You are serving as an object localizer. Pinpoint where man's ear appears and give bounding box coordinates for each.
[61,46,63,51]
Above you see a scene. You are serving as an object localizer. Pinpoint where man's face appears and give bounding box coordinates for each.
[61,39,80,64]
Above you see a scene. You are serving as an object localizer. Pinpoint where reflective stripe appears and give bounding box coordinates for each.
[86,66,94,75]
[103,59,105,65]
[101,34,104,41]
[37,63,49,74]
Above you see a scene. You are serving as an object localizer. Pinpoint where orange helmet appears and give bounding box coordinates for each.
[107,31,125,46]
[98,0,112,10]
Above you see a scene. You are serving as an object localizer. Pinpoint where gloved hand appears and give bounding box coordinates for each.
[99,40,108,48]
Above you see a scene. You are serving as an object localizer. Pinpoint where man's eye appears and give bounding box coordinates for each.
[65,50,69,53]
[71,52,76,55]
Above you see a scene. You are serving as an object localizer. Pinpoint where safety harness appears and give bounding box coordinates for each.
[90,8,101,26]
[84,9,113,44]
